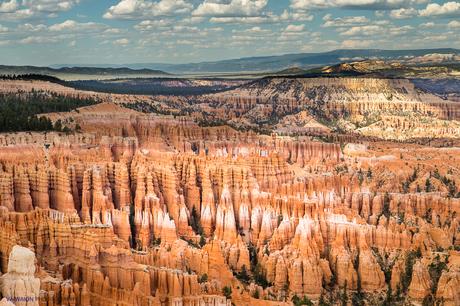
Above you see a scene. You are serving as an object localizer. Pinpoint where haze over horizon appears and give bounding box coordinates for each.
[0,0,459,66]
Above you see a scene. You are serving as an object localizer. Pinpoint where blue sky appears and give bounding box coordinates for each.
[0,0,459,65]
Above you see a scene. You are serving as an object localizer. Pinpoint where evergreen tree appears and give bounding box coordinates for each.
[222,286,232,299]
[340,283,348,306]
[425,178,433,192]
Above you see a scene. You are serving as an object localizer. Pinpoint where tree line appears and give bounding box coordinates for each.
[0,92,97,132]
[69,79,239,96]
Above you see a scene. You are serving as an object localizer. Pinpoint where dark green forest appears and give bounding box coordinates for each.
[68,78,240,96]
[0,92,97,132]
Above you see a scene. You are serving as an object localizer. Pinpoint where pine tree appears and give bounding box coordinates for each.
[425,178,432,192]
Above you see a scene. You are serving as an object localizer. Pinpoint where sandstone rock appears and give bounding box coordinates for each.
[0,246,40,306]
[408,260,432,301]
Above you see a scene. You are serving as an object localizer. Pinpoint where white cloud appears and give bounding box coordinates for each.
[448,20,460,28]
[232,26,271,34]
[210,15,276,24]
[18,23,47,32]
[338,22,413,37]
[178,16,206,25]
[113,38,130,45]
[419,1,460,17]
[301,38,339,51]
[413,34,449,43]
[387,25,413,36]
[176,39,194,45]
[103,0,193,19]
[278,24,309,42]
[340,25,381,36]
[209,9,312,24]
[20,36,59,44]
[22,0,80,13]
[291,0,427,10]
[419,21,435,28]
[322,14,368,27]
[134,19,173,31]
[0,8,33,20]
[0,0,79,20]
[49,20,106,32]
[104,28,123,34]
[0,0,18,13]
[341,39,372,48]
[281,9,314,21]
[231,34,267,43]
[192,0,268,17]
[285,24,305,32]
[49,20,78,31]
[389,7,417,19]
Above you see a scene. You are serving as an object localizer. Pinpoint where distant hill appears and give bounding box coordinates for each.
[0,65,170,80]
[273,67,309,76]
[118,48,460,74]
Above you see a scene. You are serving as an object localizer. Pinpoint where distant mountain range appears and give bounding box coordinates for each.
[2,49,459,79]
[51,48,460,74]
[0,65,170,80]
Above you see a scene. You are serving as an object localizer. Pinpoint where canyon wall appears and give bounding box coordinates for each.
[186,77,460,140]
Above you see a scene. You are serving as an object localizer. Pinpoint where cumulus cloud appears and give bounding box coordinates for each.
[338,23,413,37]
[22,0,80,13]
[113,38,130,45]
[7,20,115,47]
[285,24,305,32]
[17,23,47,32]
[232,26,271,34]
[104,28,123,34]
[209,9,312,24]
[389,7,417,19]
[341,39,372,48]
[192,0,268,17]
[419,21,435,28]
[134,19,173,31]
[104,0,193,19]
[49,20,107,32]
[291,0,427,10]
[419,1,460,17]
[278,23,309,42]
[322,14,368,27]
[282,9,314,21]
[448,20,460,28]
[0,8,33,20]
[0,0,79,20]
[210,16,268,23]
[340,25,381,36]
[20,36,59,44]
[0,0,18,13]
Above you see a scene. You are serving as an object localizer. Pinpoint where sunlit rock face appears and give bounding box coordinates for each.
[0,246,40,306]
[187,77,460,140]
[0,79,459,305]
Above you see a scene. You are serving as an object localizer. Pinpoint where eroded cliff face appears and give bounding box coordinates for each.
[0,246,40,306]
[184,77,460,140]
[0,112,458,306]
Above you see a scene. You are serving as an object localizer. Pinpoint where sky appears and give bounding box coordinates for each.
[0,0,459,66]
